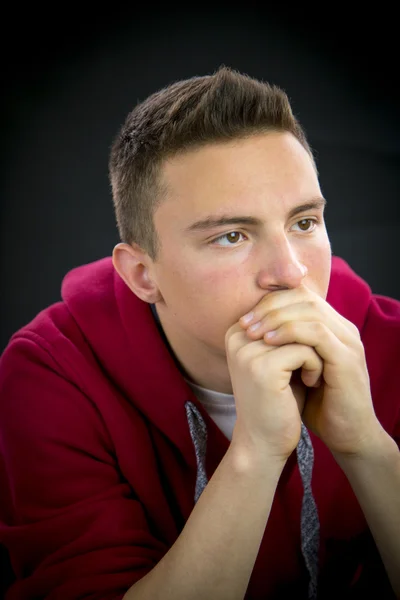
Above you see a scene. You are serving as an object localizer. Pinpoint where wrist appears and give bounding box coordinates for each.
[230,417,300,468]
[229,432,289,477]
[332,423,398,467]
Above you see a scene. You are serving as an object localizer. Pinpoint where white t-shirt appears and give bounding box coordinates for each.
[184,378,236,441]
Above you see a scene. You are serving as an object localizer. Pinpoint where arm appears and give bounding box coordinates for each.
[1,324,320,599]
[0,337,169,600]
[124,311,329,600]
[237,282,400,596]
[126,326,324,599]
[333,428,400,596]
[125,441,285,600]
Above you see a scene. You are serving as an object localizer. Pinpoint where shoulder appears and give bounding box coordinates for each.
[328,255,400,331]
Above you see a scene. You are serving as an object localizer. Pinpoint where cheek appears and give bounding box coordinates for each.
[190,259,253,329]
[194,256,251,300]
[168,257,248,329]
[304,240,332,295]
[158,259,222,311]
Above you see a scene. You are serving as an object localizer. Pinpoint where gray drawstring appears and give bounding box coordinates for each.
[185,402,209,502]
[297,423,320,599]
[185,401,320,599]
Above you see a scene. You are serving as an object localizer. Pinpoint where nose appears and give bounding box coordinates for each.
[256,238,308,291]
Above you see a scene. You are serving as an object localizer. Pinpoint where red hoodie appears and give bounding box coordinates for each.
[0,255,399,599]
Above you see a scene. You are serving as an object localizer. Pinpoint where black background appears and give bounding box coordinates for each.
[2,5,400,353]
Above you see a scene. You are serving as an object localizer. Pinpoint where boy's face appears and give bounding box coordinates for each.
[150,131,332,359]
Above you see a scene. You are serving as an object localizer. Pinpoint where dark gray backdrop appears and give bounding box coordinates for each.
[1,6,399,354]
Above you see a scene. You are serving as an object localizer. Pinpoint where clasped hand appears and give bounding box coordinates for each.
[236,284,380,457]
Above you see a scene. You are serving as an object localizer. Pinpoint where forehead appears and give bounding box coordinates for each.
[155,132,320,226]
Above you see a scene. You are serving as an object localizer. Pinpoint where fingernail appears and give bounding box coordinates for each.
[265,330,277,338]
[248,321,261,332]
[241,312,254,325]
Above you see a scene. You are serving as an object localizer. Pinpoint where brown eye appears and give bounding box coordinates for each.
[226,232,241,243]
[299,219,310,231]
[297,219,314,231]
[211,231,246,246]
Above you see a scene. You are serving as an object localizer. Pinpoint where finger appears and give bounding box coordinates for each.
[226,327,277,364]
[243,301,359,347]
[227,322,324,387]
[239,284,311,327]
[250,343,324,392]
[301,366,323,388]
[263,320,347,366]
[240,287,359,341]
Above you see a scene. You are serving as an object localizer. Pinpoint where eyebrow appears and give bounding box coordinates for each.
[184,197,327,233]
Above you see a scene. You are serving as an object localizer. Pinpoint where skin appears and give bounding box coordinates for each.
[113,131,332,394]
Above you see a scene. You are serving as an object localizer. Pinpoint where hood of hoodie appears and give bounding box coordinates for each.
[60,254,230,473]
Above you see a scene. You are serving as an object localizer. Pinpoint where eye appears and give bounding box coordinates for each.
[210,231,247,246]
[292,218,319,232]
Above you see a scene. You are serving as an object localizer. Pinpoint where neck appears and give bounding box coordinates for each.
[154,306,233,394]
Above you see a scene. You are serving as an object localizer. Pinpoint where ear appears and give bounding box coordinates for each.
[112,243,163,303]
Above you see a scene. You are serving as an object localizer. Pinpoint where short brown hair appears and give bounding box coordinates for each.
[109,66,316,260]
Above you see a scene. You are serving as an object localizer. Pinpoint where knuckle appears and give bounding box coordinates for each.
[248,355,263,379]
[303,344,321,364]
[225,322,241,341]
[250,353,274,381]
[312,321,327,336]
[235,340,274,374]
[354,341,366,363]
[284,320,297,336]
[307,299,320,311]
[267,307,281,321]
[235,343,254,366]
[260,295,275,313]
[226,329,243,354]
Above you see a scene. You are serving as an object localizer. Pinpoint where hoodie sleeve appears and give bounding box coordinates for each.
[0,334,168,600]
[363,293,400,450]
